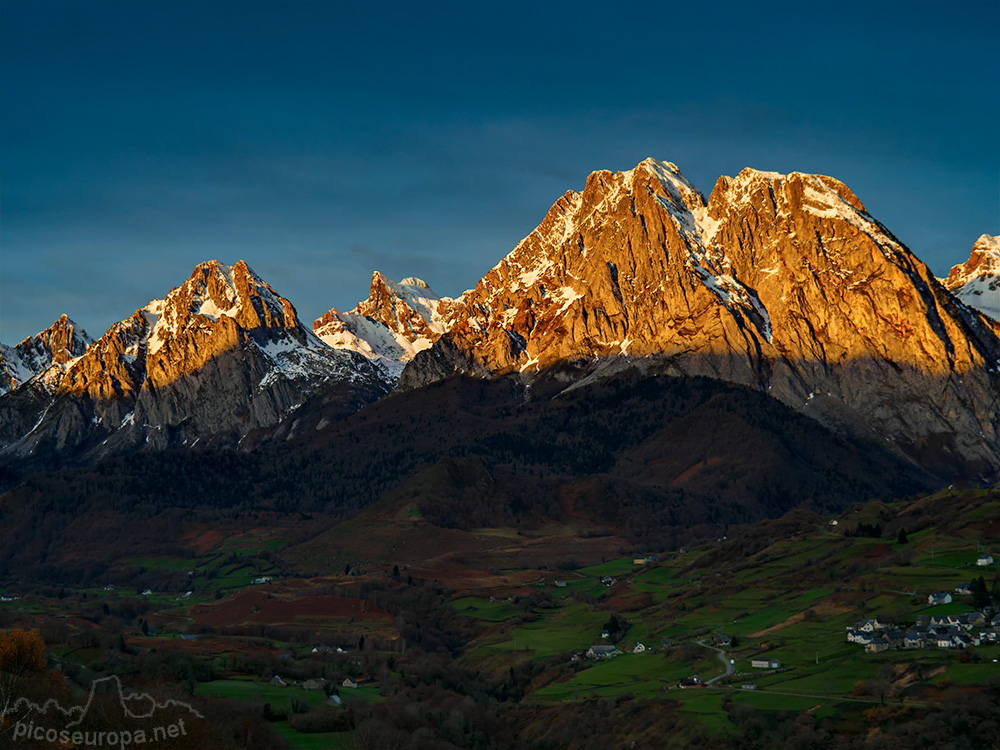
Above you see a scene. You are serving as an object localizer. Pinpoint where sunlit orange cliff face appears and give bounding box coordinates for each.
[400,160,1000,475]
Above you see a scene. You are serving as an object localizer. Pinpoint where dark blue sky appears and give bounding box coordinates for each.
[2,0,997,343]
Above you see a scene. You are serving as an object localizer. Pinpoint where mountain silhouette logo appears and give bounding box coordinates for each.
[4,675,203,747]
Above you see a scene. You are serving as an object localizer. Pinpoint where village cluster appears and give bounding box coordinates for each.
[847,608,1000,653]
[261,644,367,704]
[265,673,361,704]
[847,576,1000,653]
[847,553,998,653]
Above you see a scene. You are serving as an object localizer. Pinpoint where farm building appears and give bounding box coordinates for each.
[586,645,622,660]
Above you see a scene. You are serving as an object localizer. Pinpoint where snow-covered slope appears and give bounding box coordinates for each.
[942,234,1000,322]
[313,272,456,379]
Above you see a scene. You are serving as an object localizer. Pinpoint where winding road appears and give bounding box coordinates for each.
[696,639,736,684]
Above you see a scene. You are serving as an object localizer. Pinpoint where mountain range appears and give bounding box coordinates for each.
[2,158,998,482]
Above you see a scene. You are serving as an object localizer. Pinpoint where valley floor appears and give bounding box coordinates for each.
[2,485,999,748]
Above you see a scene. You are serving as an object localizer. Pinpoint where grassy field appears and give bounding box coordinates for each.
[533,653,696,701]
[452,596,519,622]
[941,655,1000,685]
[633,565,690,586]
[493,603,607,658]
[123,537,286,592]
[758,659,879,694]
[339,685,382,704]
[731,689,840,717]
[194,678,330,708]
[448,490,1000,734]
[578,557,641,578]
[271,723,352,750]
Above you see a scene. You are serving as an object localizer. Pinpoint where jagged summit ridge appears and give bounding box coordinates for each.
[1,160,997,480]
[408,158,948,375]
[942,234,1000,322]
[313,271,455,378]
[144,260,299,357]
[60,258,350,403]
[401,158,1000,478]
[0,260,387,460]
[0,314,93,395]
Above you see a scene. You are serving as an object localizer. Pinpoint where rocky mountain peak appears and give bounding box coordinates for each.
[0,314,93,394]
[354,271,443,339]
[146,259,302,356]
[313,272,452,379]
[37,314,92,363]
[401,158,1000,479]
[942,235,1000,322]
[1,259,386,460]
[60,259,311,399]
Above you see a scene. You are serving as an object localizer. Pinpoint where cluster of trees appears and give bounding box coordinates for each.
[969,575,994,610]
[848,522,884,538]
[0,372,933,583]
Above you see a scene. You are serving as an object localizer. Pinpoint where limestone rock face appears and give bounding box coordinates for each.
[0,260,386,459]
[401,159,1000,478]
[313,272,454,379]
[0,314,92,395]
[941,234,1000,324]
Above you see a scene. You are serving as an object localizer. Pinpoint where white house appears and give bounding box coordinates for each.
[928,592,953,605]
[633,643,646,654]
[847,630,874,644]
[977,554,994,566]
[935,633,955,649]
[751,658,781,669]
